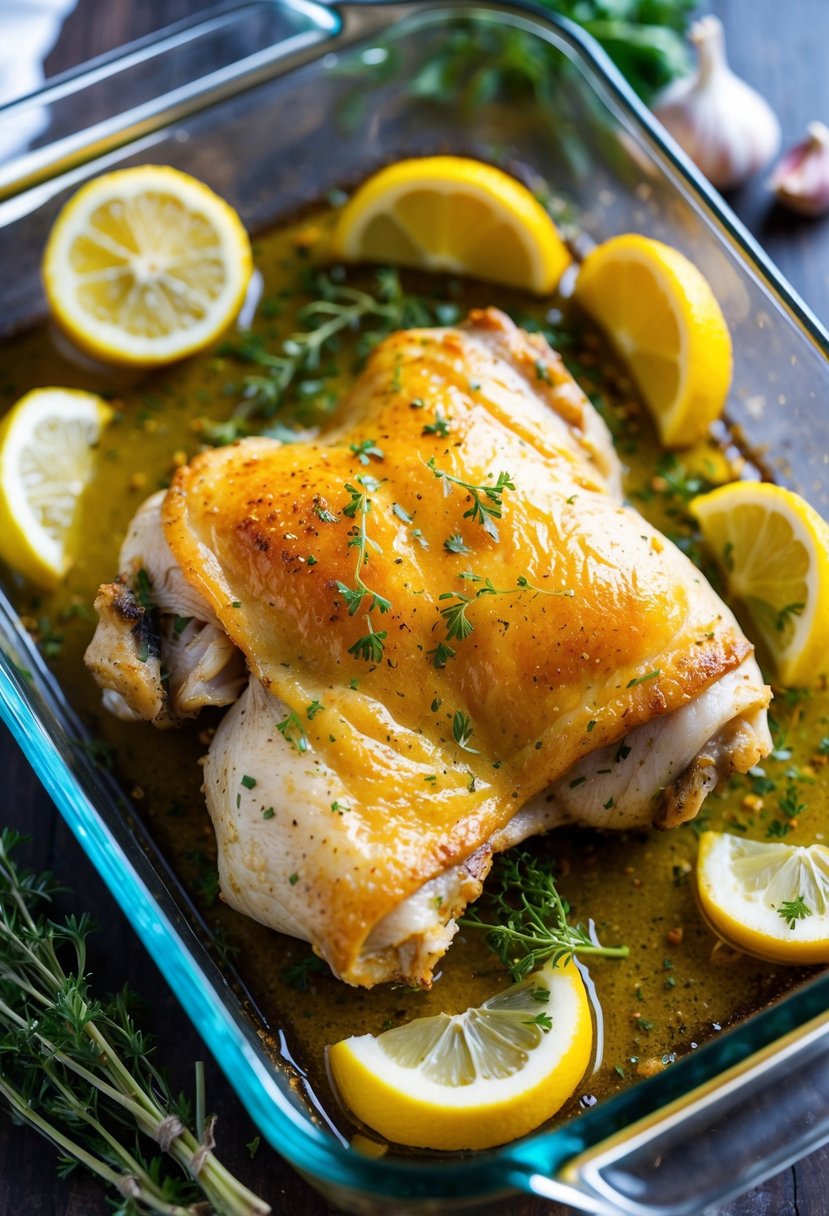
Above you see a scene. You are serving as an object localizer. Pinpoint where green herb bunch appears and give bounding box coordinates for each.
[461,848,628,980]
[209,268,454,443]
[0,831,268,1216]
[548,0,696,102]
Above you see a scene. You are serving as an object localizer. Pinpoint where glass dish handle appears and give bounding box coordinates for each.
[0,0,342,201]
[508,1008,829,1215]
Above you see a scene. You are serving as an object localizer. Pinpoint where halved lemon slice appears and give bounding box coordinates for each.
[573,233,732,447]
[0,388,113,587]
[330,156,571,295]
[328,959,591,1151]
[42,165,253,367]
[689,481,829,685]
[697,831,829,964]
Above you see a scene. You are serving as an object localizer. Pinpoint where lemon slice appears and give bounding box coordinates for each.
[328,959,591,1151]
[42,165,253,368]
[697,832,829,964]
[573,233,732,447]
[0,388,113,587]
[690,481,829,685]
[330,156,571,295]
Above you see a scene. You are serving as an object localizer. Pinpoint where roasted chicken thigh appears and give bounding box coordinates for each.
[86,309,771,986]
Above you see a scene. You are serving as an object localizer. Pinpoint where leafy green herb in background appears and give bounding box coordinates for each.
[412,1,695,111]
[547,0,696,101]
[0,831,268,1216]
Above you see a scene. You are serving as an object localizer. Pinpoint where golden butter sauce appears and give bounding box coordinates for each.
[1,209,827,1143]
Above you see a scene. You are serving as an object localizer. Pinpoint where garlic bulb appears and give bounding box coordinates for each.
[653,16,780,190]
[770,122,829,217]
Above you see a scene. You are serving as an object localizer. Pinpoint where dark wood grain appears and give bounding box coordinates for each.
[2,0,829,1213]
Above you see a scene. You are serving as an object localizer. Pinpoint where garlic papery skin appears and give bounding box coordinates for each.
[653,15,781,190]
[770,122,829,217]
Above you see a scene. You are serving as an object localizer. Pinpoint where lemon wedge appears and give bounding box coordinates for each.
[0,388,113,587]
[42,165,253,367]
[573,233,732,447]
[330,156,571,295]
[690,481,829,685]
[697,832,829,964]
[328,959,591,1151]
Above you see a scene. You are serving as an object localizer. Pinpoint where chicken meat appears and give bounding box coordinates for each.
[86,308,771,987]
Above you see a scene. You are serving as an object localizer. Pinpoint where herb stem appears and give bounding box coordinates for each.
[0,1075,192,1216]
[0,831,270,1216]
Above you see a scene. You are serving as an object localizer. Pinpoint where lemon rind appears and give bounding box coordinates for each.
[697,831,829,965]
[42,165,253,368]
[0,388,112,586]
[330,156,571,296]
[690,482,829,684]
[328,961,591,1150]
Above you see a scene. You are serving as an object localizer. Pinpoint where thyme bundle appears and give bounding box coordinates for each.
[0,831,268,1216]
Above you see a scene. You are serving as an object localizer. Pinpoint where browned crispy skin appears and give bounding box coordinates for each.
[161,309,752,979]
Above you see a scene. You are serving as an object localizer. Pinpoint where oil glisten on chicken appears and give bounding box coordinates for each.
[86,309,771,987]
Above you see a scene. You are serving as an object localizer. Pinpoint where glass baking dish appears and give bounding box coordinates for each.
[1,2,828,1212]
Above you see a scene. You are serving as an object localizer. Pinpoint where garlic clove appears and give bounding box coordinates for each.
[769,122,829,217]
[653,15,781,191]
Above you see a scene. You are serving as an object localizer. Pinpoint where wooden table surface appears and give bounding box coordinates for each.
[1,1,828,1213]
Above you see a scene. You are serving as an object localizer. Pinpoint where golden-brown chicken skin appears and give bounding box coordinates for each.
[152,308,766,982]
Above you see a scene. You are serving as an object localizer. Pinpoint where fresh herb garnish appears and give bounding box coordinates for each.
[777,894,813,930]
[523,1011,553,1031]
[207,268,446,439]
[425,457,515,542]
[444,533,472,555]
[452,710,478,753]
[434,573,573,660]
[460,849,628,980]
[774,602,805,633]
[276,711,309,753]
[134,567,154,612]
[422,409,451,437]
[350,438,385,465]
[347,620,388,664]
[280,953,328,991]
[626,669,661,688]
[427,641,457,669]
[337,477,391,662]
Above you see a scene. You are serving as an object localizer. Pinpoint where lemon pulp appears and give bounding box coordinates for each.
[690,481,829,685]
[697,832,829,964]
[330,156,571,295]
[0,388,113,587]
[574,232,732,447]
[328,959,591,1150]
[42,165,253,367]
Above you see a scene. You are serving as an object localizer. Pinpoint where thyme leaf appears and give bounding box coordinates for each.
[777,894,813,930]
[461,849,629,980]
[339,478,392,661]
[207,268,447,440]
[452,710,478,753]
[425,457,515,542]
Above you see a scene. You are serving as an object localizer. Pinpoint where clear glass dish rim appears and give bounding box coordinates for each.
[0,0,828,1205]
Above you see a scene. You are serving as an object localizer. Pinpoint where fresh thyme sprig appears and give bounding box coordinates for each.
[425,457,516,542]
[336,476,391,663]
[777,894,813,930]
[0,831,268,1215]
[207,269,449,442]
[461,849,629,981]
[430,573,574,667]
